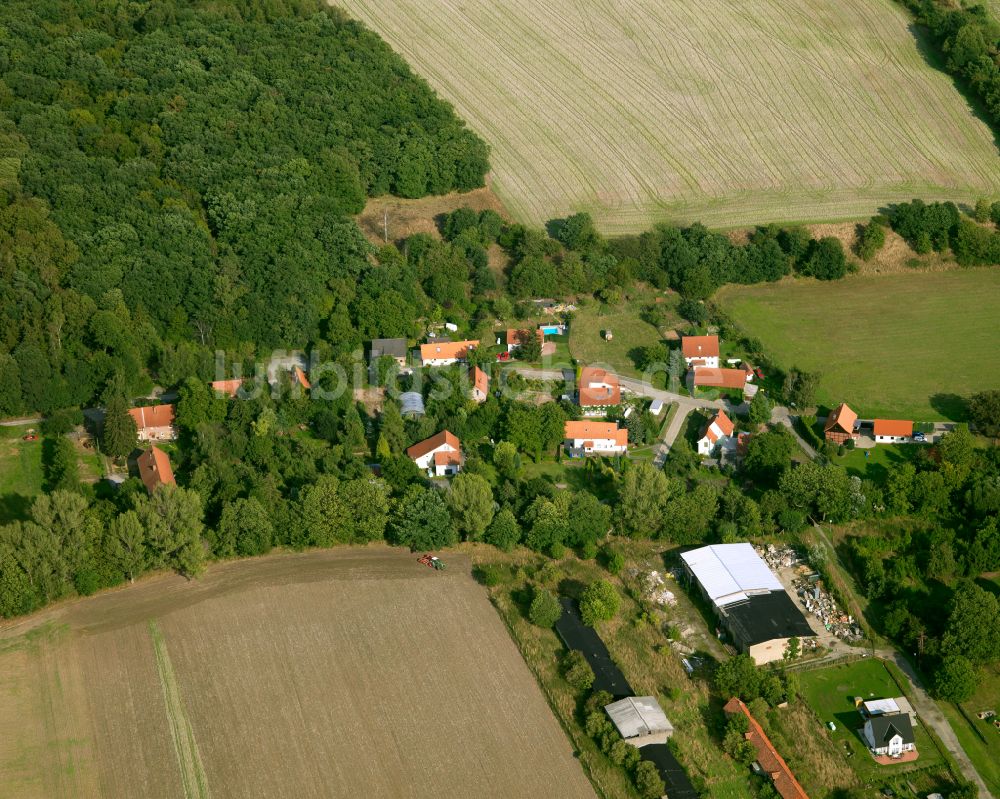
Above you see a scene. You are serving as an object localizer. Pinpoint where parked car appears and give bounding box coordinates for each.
[912,431,926,442]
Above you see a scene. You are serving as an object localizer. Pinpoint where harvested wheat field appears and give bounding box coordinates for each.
[336,0,1000,233]
[0,548,594,798]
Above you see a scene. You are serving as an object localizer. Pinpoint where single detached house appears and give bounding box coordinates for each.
[370,338,408,369]
[863,711,916,758]
[565,420,628,456]
[682,335,720,368]
[407,430,463,477]
[129,404,177,442]
[503,328,544,352]
[210,379,246,399]
[136,445,176,495]
[873,419,913,443]
[470,365,489,403]
[578,366,621,413]
[419,340,478,367]
[290,366,310,391]
[697,409,736,456]
[824,403,859,445]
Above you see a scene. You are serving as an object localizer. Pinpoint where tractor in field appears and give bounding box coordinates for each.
[418,554,446,571]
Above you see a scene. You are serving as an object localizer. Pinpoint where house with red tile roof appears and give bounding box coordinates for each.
[420,340,479,366]
[210,379,246,399]
[136,445,176,494]
[407,430,463,476]
[723,697,809,799]
[578,366,621,413]
[692,367,747,393]
[504,328,544,352]
[470,365,489,403]
[128,404,177,442]
[697,410,736,456]
[824,403,859,444]
[873,419,913,443]
[682,335,720,368]
[564,420,628,456]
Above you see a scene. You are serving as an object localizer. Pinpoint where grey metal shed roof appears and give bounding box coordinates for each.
[605,696,673,739]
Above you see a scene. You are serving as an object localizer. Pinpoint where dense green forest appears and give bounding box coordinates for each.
[0,0,488,413]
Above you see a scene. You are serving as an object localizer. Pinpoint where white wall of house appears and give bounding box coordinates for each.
[137,426,176,442]
[863,723,914,756]
[875,434,909,444]
[568,437,627,455]
[684,355,719,369]
[412,444,460,472]
[422,356,461,367]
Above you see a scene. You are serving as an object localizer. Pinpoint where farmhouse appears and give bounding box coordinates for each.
[862,711,916,758]
[873,419,913,443]
[697,409,736,457]
[128,404,177,442]
[407,430,463,476]
[578,366,621,413]
[723,697,809,799]
[682,335,720,368]
[136,445,175,495]
[604,696,674,747]
[370,337,408,369]
[420,339,478,366]
[692,366,747,394]
[823,403,859,444]
[680,543,814,664]
[470,365,489,403]
[564,420,628,456]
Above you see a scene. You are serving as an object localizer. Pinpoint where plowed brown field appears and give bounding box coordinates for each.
[0,548,594,798]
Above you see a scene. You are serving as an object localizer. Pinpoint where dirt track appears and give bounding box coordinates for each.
[0,547,595,798]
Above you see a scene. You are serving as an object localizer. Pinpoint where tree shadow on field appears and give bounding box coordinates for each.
[905,22,1000,150]
[929,392,968,422]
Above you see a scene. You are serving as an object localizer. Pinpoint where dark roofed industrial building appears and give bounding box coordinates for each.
[680,543,815,664]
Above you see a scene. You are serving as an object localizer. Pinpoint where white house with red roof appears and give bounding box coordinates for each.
[128,405,177,442]
[564,420,628,456]
[470,365,489,403]
[578,366,621,414]
[407,430,463,476]
[873,419,913,444]
[697,410,736,456]
[682,335,720,369]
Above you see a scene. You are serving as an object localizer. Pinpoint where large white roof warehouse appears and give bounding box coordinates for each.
[679,543,783,607]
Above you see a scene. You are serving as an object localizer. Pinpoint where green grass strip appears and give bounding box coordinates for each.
[148,621,212,799]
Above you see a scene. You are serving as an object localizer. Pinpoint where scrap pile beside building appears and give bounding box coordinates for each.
[793,574,862,642]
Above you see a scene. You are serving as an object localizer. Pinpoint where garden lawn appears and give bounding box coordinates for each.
[830,443,921,483]
[796,659,946,780]
[0,425,44,523]
[942,671,1000,799]
[569,301,664,378]
[716,270,1000,420]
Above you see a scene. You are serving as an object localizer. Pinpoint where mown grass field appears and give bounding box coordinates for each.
[337,0,1000,232]
[715,269,1000,420]
[0,425,43,522]
[0,548,594,798]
